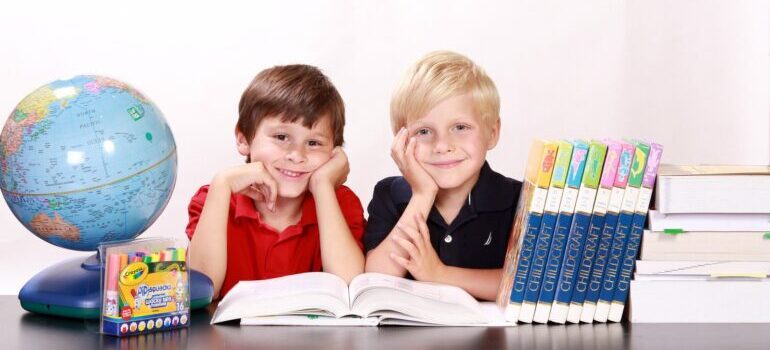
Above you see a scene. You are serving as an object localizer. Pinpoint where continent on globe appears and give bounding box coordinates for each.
[1,75,177,251]
[1,86,59,172]
[28,211,81,242]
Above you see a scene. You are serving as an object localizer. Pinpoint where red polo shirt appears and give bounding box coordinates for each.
[185,185,366,298]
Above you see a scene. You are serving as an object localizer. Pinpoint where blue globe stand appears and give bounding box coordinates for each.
[18,253,213,319]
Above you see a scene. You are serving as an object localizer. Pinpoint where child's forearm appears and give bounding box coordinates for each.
[313,184,365,284]
[364,193,435,276]
[188,176,231,299]
[435,267,503,301]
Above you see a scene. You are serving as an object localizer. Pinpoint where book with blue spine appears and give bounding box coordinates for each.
[567,141,622,323]
[581,142,635,323]
[594,141,650,322]
[549,141,607,324]
[532,140,589,324]
[500,140,558,322]
[518,140,573,323]
[608,142,662,322]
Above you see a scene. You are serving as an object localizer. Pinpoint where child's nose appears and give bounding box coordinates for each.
[432,135,454,154]
[285,146,307,163]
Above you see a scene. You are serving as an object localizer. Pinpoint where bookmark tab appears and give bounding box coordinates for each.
[663,228,685,235]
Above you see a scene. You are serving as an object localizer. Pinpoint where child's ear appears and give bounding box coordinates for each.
[486,118,501,150]
[235,128,251,157]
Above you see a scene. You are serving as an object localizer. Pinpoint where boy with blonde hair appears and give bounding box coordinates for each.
[365,51,521,300]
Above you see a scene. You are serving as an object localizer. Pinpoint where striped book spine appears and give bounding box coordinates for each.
[550,141,607,324]
[581,142,635,323]
[502,140,558,322]
[594,141,649,322]
[566,140,621,323]
[532,140,589,324]
[608,142,662,322]
[518,140,573,323]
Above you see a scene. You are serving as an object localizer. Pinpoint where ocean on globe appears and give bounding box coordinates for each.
[0,75,177,251]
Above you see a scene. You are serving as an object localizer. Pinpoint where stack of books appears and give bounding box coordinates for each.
[497,139,663,324]
[630,165,770,323]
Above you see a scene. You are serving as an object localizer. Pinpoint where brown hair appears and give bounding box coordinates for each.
[237,64,345,148]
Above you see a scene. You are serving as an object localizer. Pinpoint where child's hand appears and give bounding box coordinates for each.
[219,161,278,211]
[389,212,446,282]
[309,147,349,194]
[391,127,438,197]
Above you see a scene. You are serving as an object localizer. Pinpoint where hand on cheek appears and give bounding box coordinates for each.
[309,147,349,194]
[221,161,278,212]
[390,127,438,197]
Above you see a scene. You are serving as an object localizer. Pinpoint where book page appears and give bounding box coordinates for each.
[210,272,351,324]
[241,315,379,327]
[658,164,770,176]
[348,273,486,325]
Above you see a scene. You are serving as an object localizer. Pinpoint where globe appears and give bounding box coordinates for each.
[0,75,177,251]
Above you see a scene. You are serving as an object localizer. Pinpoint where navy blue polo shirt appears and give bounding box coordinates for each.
[364,161,522,269]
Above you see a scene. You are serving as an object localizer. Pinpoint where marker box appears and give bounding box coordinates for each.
[99,238,190,336]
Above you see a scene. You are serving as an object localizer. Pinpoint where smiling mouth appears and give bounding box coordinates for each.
[429,159,464,169]
[276,168,309,178]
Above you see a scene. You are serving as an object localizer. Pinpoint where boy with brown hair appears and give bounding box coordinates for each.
[187,65,365,299]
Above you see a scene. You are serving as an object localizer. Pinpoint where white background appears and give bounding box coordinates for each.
[0,1,768,294]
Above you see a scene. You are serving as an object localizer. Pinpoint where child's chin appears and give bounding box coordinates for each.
[277,185,309,199]
[434,174,474,190]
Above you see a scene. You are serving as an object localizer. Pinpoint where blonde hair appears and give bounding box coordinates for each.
[390,50,500,135]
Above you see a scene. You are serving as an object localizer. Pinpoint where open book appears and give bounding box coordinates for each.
[210,272,513,326]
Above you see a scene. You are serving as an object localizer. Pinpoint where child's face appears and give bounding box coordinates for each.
[238,115,335,199]
[407,93,499,191]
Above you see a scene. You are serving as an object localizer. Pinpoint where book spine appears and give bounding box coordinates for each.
[549,208,591,323]
[517,140,573,323]
[520,195,559,322]
[595,207,634,322]
[595,140,649,322]
[608,142,662,322]
[503,141,558,322]
[567,141,620,323]
[533,206,574,323]
[581,142,635,323]
[550,141,606,324]
[581,210,618,323]
[533,141,589,323]
[506,206,544,315]
[568,208,605,321]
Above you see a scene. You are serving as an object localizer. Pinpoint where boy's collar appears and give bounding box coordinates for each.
[391,161,516,213]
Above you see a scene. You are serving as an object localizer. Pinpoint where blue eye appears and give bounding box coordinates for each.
[454,124,471,131]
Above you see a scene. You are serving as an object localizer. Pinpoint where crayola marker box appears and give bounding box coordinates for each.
[100,238,190,336]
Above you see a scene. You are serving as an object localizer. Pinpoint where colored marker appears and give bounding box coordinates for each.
[119,253,128,271]
[167,248,177,261]
[104,254,120,317]
[175,248,186,262]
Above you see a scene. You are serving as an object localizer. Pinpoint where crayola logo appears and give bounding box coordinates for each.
[120,262,149,286]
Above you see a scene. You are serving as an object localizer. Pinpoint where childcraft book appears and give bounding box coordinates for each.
[210,272,513,327]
